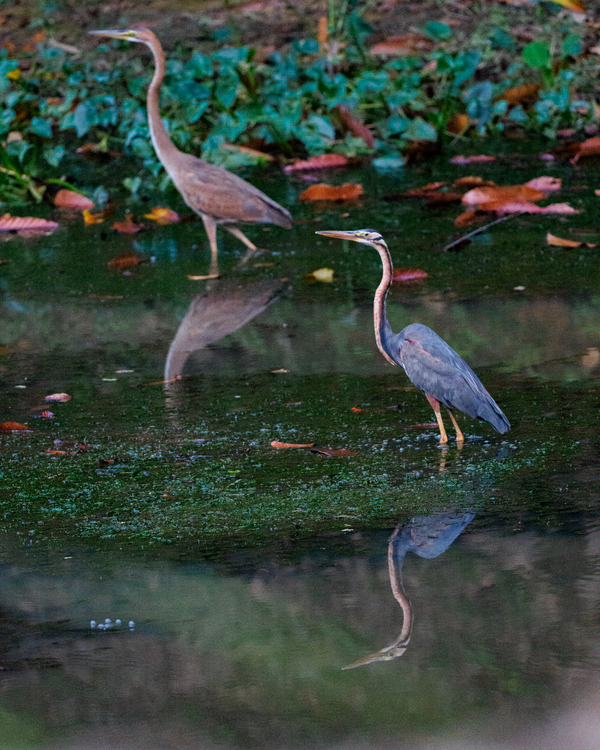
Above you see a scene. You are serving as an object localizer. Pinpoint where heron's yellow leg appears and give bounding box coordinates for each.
[201,214,219,277]
[426,394,448,444]
[434,410,448,444]
[225,225,258,252]
[447,409,464,444]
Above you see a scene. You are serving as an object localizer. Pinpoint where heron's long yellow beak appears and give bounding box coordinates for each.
[88,29,135,41]
[315,230,360,241]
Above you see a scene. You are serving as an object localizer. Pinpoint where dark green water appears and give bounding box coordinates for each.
[1,154,600,748]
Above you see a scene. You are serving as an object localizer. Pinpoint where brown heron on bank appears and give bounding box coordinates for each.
[89,28,292,274]
[315,229,510,444]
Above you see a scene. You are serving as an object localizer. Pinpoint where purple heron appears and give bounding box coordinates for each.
[316,229,510,444]
[89,28,292,272]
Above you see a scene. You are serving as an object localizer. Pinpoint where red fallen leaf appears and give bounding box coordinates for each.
[335,105,375,149]
[40,411,54,418]
[388,182,446,199]
[392,267,428,282]
[271,440,315,449]
[143,207,181,225]
[107,252,147,271]
[222,143,274,162]
[0,421,32,432]
[370,34,434,56]
[112,215,144,233]
[284,154,349,172]
[450,155,496,165]
[525,176,561,192]
[54,189,94,210]
[0,214,58,232]
[462,185,544,206]
[45,449,75,455]
[45,392,71,402]
[300,183,363,201]
[570,137,600,164]
[310,447,359,456]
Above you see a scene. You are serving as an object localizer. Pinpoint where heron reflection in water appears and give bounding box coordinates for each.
[89,28,292,276]
[343,512,474,669]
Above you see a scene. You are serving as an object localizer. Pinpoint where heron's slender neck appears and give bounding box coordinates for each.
[144,34,180,172]
[372,240,397,365]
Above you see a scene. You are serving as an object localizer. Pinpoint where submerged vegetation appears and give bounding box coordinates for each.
[0,1,598,203]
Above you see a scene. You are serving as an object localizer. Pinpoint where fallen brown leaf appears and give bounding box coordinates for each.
[370,34,434,56]
[446,113,469,135]
[112,215,144,234]
[271,440,315,449]
[0,214,58,232]
[44,393,71,402]
[54,189,94,210]
[453,176,496,188]
[462,185,544,206]
[0,421,31,432]
[300,183,363,201]
[284,154,349,172]
[501,83,540,106]
[547,232,581,248]
[107,252,147,271]
[570,137,600,164]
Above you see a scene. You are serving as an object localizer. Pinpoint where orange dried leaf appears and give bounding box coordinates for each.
[45,449,75,455]
[112,215,144,234]
[45,392,71,402]
[317,16,329,47]
[300,183,363,201]
[284,154,349,172]
[0,214,58,232]
[547,232,582,247]
[462,185,544,206]
[453,176,496,188]
[571,137,600,164]
[222,143,274,162]
[83,209,105,225]
[271,440,315,449]
[446,113,469,135]
[144,207,181,225]
[54,189,94,210]
[501,83,540,106]
[454,209,482,227]
[107,252,146,271]
[370,34,434,56]
[0,421,31,432]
